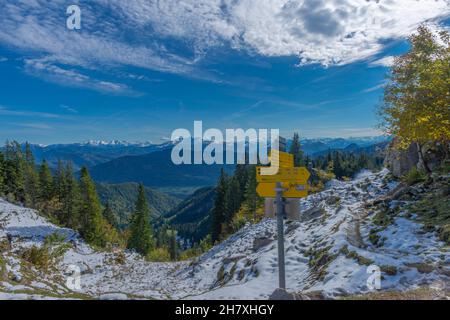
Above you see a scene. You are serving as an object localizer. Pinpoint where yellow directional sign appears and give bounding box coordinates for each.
[256,167,310,183]
[269,150,294,168]
[256,182,308,198]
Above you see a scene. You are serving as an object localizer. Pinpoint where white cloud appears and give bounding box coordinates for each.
[0,0,448,92]
[370,56,396,68]
[106,0,449,65]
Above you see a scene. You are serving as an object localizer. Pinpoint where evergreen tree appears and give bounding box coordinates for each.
[225,176,241,225]
[102,203,118,229]
[3,141,25,201]
[0,152,5,195]
[79,167,108,247]
[168,230,179,261]
[23,142,39,207]
[244,166,260,220]
[38,160,54,203]
[211,169,227,244]
[128,184,154,255]
[290,132,305,166]
[60,162,81,229]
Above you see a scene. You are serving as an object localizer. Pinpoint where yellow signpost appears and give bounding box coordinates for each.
[256,139,311,292]
[269,150,294,168]
[256,167,310,183]
[256,182,308,198]
[256,150,310,198]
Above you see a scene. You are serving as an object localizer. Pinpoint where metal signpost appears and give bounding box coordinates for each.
[256,138,310,291]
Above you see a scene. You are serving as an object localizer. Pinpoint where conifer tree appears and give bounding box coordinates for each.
[103,203,118,229]
[168,230,179,261]
[128,184,154,255]
[3,141,25,201]
[244,166,260,220]
[0,152,5,195]
[290,132,305,166]
[79,167,108,247]
[60,162,81,229]
[38,160,54,203]
[211,169,227,244]
[225,176,241,225]
[23,142,39,207]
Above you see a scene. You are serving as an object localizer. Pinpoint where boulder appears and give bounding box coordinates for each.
[384,141,419,178]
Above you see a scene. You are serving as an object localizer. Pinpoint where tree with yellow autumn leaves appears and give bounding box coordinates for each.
[379,25,449,174]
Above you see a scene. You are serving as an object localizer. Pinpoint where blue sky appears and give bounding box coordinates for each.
[0,1,449,144]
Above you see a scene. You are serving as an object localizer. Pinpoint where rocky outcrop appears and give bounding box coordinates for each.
[384,139,448,178]
[384,141,419,178]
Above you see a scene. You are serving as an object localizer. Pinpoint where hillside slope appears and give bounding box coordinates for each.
[95,182,181,227]
[0,170,448,300]
[164,187,216,243]
[88,148,235,189]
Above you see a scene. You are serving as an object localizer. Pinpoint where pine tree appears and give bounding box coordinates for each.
[38,160,54,203]
[290,133,305,166]
[168,230,179,261]
[23,142,39,207]
[225,176,241,225]
[3,141,25,202]
[79,167,108,247]
[60,162,81,229]
[0,152,5,195]
[103,203,118,229]
[211,169,227,244]
[128,184,154,255]
[244,166,260,221]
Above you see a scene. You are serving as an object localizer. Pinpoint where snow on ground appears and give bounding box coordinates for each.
[0,169,449,300]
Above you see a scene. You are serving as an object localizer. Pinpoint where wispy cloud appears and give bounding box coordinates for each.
[363,81,387,93]
[0,57,7,63]
[16,122,52,130]
[60,104,78,114]
[370,56,396,68]
[0,106,61,119]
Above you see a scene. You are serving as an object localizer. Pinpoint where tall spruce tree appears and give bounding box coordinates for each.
[290,133,305,166]
[3,141,25,201]
[128,184,154,255]
[244,166,260,220]
[0,152,5,195]
[38,160,54,203]
[102,203,118,229]
[211,169,228,244]
[168,230,179,261]
[60,162,81,229]
[79,167,108,247]
[23,142,39,207]
[225,176,241,225]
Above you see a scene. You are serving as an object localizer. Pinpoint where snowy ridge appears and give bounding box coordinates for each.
[0,169,449,300]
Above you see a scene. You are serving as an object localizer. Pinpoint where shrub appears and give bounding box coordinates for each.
[403,167,427,185]
[146,247,171,262]
[22,246,51,270]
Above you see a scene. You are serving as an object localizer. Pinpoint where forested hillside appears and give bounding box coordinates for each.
[96,182,180,228]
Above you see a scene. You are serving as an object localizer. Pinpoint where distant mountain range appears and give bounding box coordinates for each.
[21,136,390,168]
[88,147,235,189]
[25,140,174,170]
[299,136,391,155]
